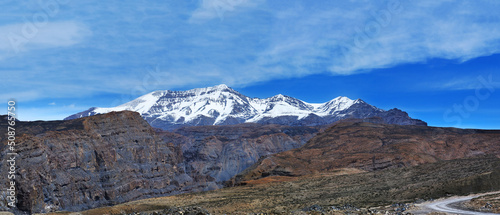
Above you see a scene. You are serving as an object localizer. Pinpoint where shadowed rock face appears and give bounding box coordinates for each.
[230,120,500,185]
[0,111,215,213]
[161,123,320,184]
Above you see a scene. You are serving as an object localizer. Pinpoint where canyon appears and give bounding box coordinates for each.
[0,111,319,213]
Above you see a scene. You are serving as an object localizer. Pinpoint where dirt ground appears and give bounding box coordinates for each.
[464,192,500,213]
[36,156,500,215]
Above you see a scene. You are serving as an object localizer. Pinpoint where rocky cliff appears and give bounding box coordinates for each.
[166,124,319,184]
[0,111,321,214]
[230,119,500,185]
[0,111,214,213]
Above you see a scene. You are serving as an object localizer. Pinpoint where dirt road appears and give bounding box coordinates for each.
[412,192,500,215]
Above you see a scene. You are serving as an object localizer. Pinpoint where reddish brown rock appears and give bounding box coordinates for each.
[0,111,209,213]
[231,120,500,185]
[0,112,320,214]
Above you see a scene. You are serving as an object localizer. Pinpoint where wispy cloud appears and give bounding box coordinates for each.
[0,90,40,102]
[184,1,500,87]
[190,0,262,21]
[1,0,500,120]
[0,21,91,57]
[434,75,500,91]
[257,1,500,76]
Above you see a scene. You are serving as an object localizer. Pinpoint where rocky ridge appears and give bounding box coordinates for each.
[230,119,500,185]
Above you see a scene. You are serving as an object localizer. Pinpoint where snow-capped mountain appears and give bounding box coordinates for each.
[65,84,426,130]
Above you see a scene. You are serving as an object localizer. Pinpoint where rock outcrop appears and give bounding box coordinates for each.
[165,124,319,184]
[230,120,500,185]
[0,111,213,213]
[0,111,321,213]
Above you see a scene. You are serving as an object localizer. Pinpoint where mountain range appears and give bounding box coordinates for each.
[2,111,499,213]
[66,84,426,130]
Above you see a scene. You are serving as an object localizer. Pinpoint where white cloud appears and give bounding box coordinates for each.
[0,21,91,56]
[435,75,500,91]
[251,1,500,77]
[183,1,500,88]
[190,0,262,21]
[3,0,500,112]
[0,90,40,102]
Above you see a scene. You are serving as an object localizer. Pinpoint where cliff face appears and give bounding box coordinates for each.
[0,111,321,213]
[231,120,500,185]
[163,124,319,184]
[0,111,213,213]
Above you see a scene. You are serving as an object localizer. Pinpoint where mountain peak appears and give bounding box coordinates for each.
[215,83,229,89]
[332,96,354,102]
[269,94,289,100]
[65,85,426,130]
[185,84,236,95]
[209,84,233,91]
[354,98,365,103]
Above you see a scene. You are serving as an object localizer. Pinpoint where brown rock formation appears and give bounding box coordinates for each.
[231,120,500,185]
[0,111,321,213]
[72,156,500,214]
[0,111,210,213]
[162,123,319,184]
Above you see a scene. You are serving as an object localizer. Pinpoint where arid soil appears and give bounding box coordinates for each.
[464,193,500,213]
[47,156,500,214]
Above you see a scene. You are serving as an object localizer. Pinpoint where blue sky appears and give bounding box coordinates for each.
[1,0,500,129]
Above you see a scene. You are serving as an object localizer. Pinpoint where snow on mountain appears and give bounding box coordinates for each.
[65,84,426,130]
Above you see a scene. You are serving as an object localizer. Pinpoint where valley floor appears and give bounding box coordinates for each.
[38,191,500,215]
[38,156,500,215]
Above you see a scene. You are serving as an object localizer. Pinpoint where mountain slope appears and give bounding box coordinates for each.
[229,119,500,185]
[66,84,426,130]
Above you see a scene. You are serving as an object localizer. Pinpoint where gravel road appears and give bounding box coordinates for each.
[411,192,500,215]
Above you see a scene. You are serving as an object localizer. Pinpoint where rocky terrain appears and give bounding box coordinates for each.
[2,110,499,214]
[0,111,320,214]
[230,119,500,184]
[65,84,426,130]
[0,111,211,213]
[464,192,500,213]
[48,156,500,215]
[164,123,319,184]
